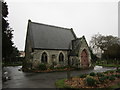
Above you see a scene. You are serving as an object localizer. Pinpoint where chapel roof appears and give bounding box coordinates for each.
[27,20,77,50]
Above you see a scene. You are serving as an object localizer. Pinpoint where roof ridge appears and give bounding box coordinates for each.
[29,20,71,30]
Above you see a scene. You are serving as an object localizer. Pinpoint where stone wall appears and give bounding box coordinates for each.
[78,38,91,68]
[31,49,68,68]
[70,38,91,68]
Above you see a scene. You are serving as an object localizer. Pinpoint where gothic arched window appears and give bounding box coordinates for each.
[41,52,47,63]
[59,53,64,62]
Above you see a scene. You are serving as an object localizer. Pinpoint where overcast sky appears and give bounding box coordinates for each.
[6,0,119,51]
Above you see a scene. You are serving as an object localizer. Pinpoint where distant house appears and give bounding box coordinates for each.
[24,20,91,69]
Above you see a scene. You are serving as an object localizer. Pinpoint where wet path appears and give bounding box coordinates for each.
[3,66,116,88]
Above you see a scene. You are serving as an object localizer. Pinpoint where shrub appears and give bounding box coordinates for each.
[49,65,54,70]
[55,66,70,70]
[104,70,114,74]
[38,64,47,71]
[104,71,109,74]
[97,73,104,77]
[89,72,96,76]
[85,77,96,86]
[99,76,108,82]
[115,74,120,78]
[79,74,87,78]
[108,75,115,81]
[116,69,120,73]
[109,70,114,73]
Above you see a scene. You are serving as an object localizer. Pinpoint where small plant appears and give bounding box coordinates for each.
[108,75,115,81]
[49,65,54,70]
[99,76,108,82]
[89,72,96,76]
[97,73,104,77]
[115,74,120,78]
[109,70,114,73]
[79,74,87,78]
[116,69,120,73]
[38,64,47,71]
[85,77,96,86]
[104,71,109,74]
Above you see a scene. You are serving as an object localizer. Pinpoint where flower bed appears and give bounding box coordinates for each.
[63,69,120,88]
[22,64,75,73]
[32,67,75,73]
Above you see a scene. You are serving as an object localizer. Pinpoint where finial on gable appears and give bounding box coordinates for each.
[82,35,85,39]
[28,19,31,22]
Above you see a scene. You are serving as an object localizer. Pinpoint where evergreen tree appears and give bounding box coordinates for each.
[2,1,19,62]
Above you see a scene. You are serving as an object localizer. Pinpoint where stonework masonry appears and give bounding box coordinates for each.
[31,50,68,68]
[24,20,92,69]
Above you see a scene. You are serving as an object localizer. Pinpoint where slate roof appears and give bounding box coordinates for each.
[27,20,77,50]
[69,38,82,56]
[70,36,90,56]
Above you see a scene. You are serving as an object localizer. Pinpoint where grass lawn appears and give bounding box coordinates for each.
[97,64,120,67]
[55,79,70,88]
[3,62,22,67]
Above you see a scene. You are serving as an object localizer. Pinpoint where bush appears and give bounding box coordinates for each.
[79,74,87,78]
[85,77,96,86]
[115,74,120,78]
[99,76,108,82]
[109,70,114,73]
[97,73,104,77]
[55,66,69,70]
[89,72,96,76]
[108,75,115,81]
[49,65,54,70]
[104,71,109,74]
[38,64,47,71]
[116,69,120,73]
[104,70,115,74]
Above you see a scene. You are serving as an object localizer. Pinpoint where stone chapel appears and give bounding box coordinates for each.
[24,20,91,69]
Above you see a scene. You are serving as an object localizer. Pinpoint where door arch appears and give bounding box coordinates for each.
[81,49,89,68]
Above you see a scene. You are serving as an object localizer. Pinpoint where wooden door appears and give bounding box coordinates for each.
[81,49,89,68]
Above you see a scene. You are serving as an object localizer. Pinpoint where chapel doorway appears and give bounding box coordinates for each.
[81,49,89,68]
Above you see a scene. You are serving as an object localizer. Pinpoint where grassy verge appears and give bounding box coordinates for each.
[96,64,120,67]
[55,79,71,88]
[2,62,22,67]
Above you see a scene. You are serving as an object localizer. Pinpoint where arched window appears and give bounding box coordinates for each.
[59,53,64,62]
[41,52,47,63]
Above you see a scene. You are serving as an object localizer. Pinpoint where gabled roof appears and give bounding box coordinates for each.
[27,20,77,50]
[70,36,88,56]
